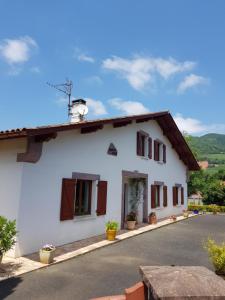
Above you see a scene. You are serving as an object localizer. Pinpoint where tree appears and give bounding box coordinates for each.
[188,169,225,205]
[188,170,207,196]
[214,169,225,181]
[202,181,225,206]
[184,134,199,159]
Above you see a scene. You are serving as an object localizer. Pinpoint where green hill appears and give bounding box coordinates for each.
[186,133,225,172]
[189,133,225,155]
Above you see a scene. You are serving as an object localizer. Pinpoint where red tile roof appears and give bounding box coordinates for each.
[0,111,199,170]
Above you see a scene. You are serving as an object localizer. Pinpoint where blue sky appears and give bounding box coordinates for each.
[0,0,225,135]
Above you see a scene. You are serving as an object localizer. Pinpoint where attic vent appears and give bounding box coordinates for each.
[107,143,118,156]
[70,99,88,123]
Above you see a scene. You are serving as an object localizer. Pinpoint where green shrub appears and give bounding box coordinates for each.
[105,221,119,231]
[208,204,219,214]
[0,216,17,256]
[126,211,137,222]
[204,238,225,274]
[188,204,225,213]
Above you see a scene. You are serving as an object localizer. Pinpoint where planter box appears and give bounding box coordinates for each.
[39,249,55,264]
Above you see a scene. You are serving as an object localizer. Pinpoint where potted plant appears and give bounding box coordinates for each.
[183,210,189,218]
[204,238,225,275]
[106,221,119,241]
[39,244,56,264]
[148,212,157,224]
[170,215,177,221]
[0,216,17,263]
[193,209,199,215]
[129,178,146,223]
[126,212,136,230]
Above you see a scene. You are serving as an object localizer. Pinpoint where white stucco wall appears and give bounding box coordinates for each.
[0,139,25,220]
[15,120,188,256]
[0,138,26,257]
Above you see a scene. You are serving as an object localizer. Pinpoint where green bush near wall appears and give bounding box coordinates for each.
[188,204,225,213]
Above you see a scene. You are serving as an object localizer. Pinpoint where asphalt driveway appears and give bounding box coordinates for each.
[0,215,224,300]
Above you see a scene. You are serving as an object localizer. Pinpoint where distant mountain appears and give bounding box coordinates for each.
[186,134,225,170]
[189,133,225,155]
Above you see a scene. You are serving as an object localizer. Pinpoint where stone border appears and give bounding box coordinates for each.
[1,214,198,281]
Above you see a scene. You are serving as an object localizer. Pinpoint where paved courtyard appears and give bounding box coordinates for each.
[0,215,224,300]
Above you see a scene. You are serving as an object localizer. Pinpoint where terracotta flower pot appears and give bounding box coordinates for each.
[39,249,55,264]
[106,229,117,241]
[127,220,136,230]
[148,214,157,224]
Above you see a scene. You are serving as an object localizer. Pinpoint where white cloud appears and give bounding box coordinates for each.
[55,96,68,106]
[84,76,103,86]
[177,74,209,93]
[174,113,207,134]
[78,53,95,63]
[85,98,107,115]
[0,36,37,65]
[30,66,41,74]
[102,55,196,91]
[7,66,23,76]
[174,113,225,135]
[56,96,107,116]
[109,98,149,115]
[73,47,95,63]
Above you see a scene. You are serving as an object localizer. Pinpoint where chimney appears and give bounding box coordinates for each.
[70,99,88,123]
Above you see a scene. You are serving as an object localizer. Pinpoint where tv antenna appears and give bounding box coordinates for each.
[47,79,73,117]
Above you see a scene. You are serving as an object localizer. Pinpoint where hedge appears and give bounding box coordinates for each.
[188,204,225,213]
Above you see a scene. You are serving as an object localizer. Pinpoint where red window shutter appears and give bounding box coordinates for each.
[97,180,108,216]
[148,137,152,159]
[60,178,76,221]
[163,144,166,163]
[158,185,160,207]
[151,185,156,208]
[173,186,177,206]
[181,187,184,205]
[163,185,167,207]
[154,140,159,161]
[137,132,142,156]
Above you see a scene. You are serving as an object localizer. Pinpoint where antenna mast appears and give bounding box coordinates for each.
[47,79,73,117]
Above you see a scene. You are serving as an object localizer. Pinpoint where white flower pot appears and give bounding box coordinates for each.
[39,249,55,264]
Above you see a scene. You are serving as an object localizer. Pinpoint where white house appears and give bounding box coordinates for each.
[0,100,199,257]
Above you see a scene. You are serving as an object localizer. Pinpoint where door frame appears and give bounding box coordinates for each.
[121,170,148,228]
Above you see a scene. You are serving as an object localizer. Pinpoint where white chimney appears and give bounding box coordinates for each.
[70,99,88,123]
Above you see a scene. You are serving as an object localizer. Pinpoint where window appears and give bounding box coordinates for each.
[155,185,160,207]
[172,185,184,206]
[151,184,161,208]
[137,131,152,159]
[154,140,166,163]
[75,180,92,216]
[60,176,108,221]
[140,134,146,156]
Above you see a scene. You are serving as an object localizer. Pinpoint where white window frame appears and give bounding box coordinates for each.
[139,131,149,159]
[175,184,182,206]
[72,172,100,221]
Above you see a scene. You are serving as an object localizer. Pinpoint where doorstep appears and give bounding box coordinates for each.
[0,214,197,281]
